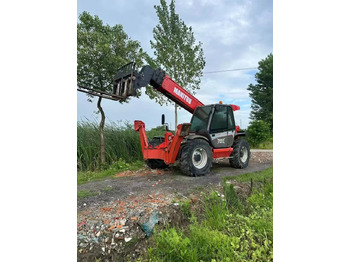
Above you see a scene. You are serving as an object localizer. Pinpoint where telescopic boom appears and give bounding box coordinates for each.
[112,62,204,114]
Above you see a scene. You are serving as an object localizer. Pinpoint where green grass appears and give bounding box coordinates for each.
[77,190,99,199]
[146,167,273,262]
[251,137,273,149]
[77,159,144,185]
[179,199,192,218]
[256,140,273,149]
[223,166,273,183]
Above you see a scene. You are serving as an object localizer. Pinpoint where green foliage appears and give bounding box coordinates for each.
[77,158,144,185]
[77,120,143,171]
[77,12,145,166]
[148,168,273,262]
[149,228,192,261]
[248,53,273,132]
[149,0,205,109]
[246,120,271,148]
[223,183,242,211]
[77,11,143,95]
[203,191,229,231]
[146,126,168,140]
[180,199,192,218]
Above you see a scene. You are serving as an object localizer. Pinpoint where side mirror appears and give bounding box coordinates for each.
[161,114,165,125]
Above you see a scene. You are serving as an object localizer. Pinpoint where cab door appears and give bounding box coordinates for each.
[209,105,235,148]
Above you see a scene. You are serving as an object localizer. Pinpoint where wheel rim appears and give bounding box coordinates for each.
[192,148,208,169]
[240,146,248,163]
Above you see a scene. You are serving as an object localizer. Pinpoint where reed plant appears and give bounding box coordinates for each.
[77,120,143,171]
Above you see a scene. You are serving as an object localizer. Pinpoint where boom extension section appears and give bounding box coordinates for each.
[113,62,204,114]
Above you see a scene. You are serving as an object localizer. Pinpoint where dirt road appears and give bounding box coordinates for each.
[78,151,272,209]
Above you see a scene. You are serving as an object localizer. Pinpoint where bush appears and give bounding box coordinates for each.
[246,120,271,147]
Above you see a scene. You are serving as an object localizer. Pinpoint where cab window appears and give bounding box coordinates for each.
[227,107,235,130]
[190,106,212,132]
[210,105,228,133]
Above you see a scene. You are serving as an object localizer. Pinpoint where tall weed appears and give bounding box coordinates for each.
[77,120,143,171]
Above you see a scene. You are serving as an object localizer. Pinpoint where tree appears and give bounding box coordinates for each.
[77,12,143,164]
[247,53,273,132]
[246,120,271,147]
[150,0,205,128]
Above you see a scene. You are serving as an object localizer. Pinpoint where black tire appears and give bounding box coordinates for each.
[179,139,212,177]
[230,139,250,169]
[146,159,168,169]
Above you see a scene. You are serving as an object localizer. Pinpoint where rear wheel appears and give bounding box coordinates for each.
[229,139,250,168]
[179,139,212,176]
[146,159,168,169]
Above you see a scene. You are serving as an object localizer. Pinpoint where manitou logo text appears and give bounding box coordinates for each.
[217,138,225,144]
[173,87,192,104]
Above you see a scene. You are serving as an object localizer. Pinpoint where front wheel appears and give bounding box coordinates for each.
[146,159,168,169]
[229,139,250,169]
[179,139,213,177]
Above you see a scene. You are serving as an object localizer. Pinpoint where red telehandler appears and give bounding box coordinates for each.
[79,62,250,176]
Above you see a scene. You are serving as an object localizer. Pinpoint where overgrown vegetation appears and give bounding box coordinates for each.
[77,120,143,171]
[146,167,273,262]
[77,121,173,172]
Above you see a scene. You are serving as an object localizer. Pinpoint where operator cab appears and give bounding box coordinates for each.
[189,104,236,149]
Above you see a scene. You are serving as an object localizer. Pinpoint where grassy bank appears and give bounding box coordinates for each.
[146,167,273,261]
[77,159,144,185]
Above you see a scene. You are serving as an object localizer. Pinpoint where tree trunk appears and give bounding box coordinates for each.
[97,97,106,164]
[175,104,178,131]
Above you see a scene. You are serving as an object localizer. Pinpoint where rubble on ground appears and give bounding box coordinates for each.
[77,191,191,261]
[250,151,273,164]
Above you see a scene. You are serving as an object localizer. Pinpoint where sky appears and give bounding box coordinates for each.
[77,0,273,130]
